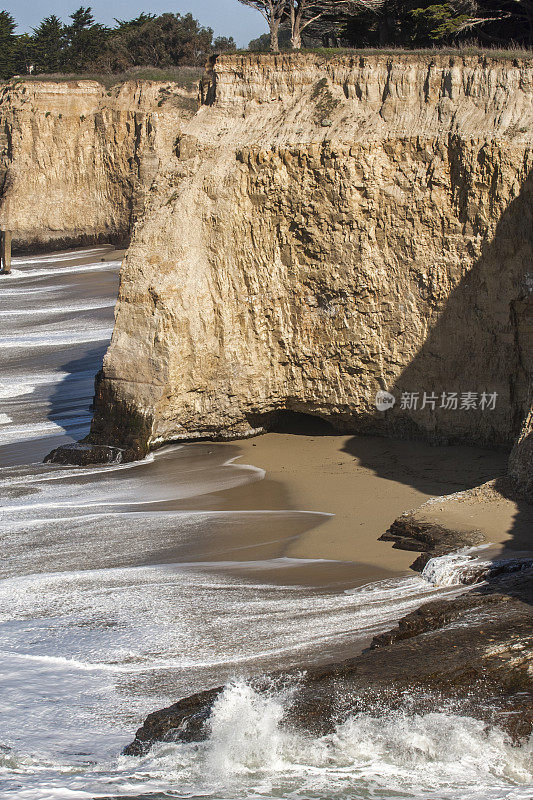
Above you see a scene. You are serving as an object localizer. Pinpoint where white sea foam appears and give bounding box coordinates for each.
[0,414,12,424]
[0,382,35,399]
[0,370,97,401]
[197,681,533,793]
[0,283,69,296]
[0,562,486,800]
[12,247,112,265]
[1,680,531,800]
[421,549,485,586]
[12,259,120,277]
[1,327,113,348]
[0,416,91,446]
[0,299,115,317]
[420,547,533,587]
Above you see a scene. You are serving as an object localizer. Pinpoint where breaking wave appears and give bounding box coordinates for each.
[1,680,531,800]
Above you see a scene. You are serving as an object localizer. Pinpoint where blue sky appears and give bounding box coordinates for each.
[7,1,268,47]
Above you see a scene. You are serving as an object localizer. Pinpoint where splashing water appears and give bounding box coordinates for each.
[422,548,533,586]
[3,680,530,800]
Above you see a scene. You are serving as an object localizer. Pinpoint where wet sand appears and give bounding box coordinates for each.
[161,433,509,586]
[230,433,509,570]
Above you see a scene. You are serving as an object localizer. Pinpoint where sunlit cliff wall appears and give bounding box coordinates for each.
[0,79,196,251]
[80,54,532,485]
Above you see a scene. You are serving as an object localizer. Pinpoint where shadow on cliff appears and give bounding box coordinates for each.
[342,162,533,577]
[46,345,108,441]
[382,162,533,450]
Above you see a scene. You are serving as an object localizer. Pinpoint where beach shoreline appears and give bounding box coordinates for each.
[142,431,513,588]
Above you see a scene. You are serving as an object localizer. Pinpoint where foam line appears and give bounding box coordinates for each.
[2,651,121,673]
[12,247,113,265]
[5,260,121,280]
[0,370,96,400]
[0,300,115,317]
[0,418,91,445]
[1,328,113,348]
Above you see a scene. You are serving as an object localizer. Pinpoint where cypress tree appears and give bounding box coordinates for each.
[0,11,17,80]
[32,15,65,74]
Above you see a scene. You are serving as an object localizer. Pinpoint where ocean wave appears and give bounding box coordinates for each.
[1,680,530,800]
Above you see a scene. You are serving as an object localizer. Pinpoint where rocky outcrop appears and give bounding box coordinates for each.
[382,476,533,569]
[125,585,533,755]
[44,442,125,466]
[0,79,197,252]
[86,53,533,462]
[380,515,486,569]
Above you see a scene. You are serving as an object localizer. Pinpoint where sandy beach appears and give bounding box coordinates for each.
[233,432,512,563]
[158,431,511,586]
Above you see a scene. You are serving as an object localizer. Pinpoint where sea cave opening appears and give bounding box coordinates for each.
[267,410,336,436]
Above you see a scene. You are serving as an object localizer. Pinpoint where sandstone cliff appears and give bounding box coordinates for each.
[0,79,197,251]
[83,55,532,488]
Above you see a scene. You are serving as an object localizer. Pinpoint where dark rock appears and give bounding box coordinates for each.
[380,516,486,570]
[44,442,124,466]
[124,586,533,754]
[88,371,152,463]
[124,688,222,756]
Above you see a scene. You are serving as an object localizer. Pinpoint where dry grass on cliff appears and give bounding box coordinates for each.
[10,66,203,90]
[241,44,533,60]
[10,47,533,91]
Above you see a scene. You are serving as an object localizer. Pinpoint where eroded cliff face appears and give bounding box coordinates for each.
[89,54,533,475]
[0,79,197,251]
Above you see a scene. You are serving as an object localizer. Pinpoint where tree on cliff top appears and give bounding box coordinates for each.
[287,1,381,49]
[98,13,214,71]
[64,6,110,71]
[240,1,382,51]
[349,1,533,47]
[0,11,17,79]
[31,16,65,73]
[238,1,288,51]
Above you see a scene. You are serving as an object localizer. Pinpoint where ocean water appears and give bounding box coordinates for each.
[0,249,531,800]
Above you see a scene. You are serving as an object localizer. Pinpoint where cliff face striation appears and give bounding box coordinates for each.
[0,79,197,251]
[82,55,532,485]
